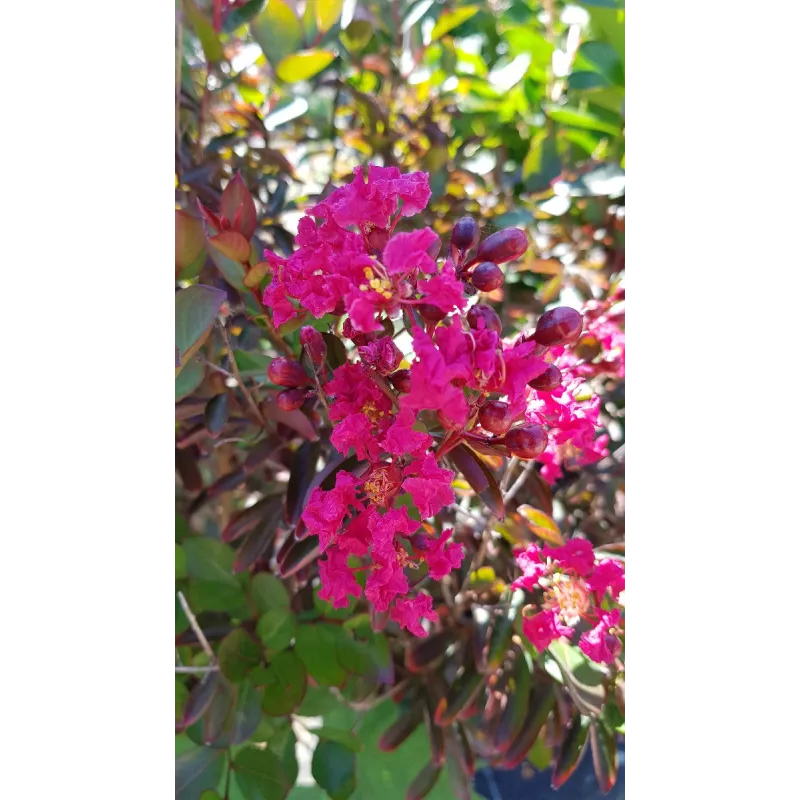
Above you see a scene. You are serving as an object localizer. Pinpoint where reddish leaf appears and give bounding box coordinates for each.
[221,172,258,239]
[176,209,206,274]
[208,231,251,262]
[447,444,505,520]
[261,399,320,441]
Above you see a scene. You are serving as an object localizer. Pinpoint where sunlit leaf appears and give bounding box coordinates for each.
[431,5,479,41]
[250,0,303,67]
[276,50,337,83]
[516,504,564,546]
[175,285,226,377]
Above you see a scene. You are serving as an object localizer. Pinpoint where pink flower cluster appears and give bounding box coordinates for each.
[263,164,465,334]
[264,164,614,636]
[512,539,624,664]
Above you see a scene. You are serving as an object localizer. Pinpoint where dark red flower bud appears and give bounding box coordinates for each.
[503,425,548,459]
[418,303,448,323]
[478,400,513,435]
[267,357,309,388]
[466,304,502,335]
[528,364,562,392]
[475,228,528,265]
[389,368,412,393]
[276,388,307,411]
[332,299,347,316]
[342,318,373,346]
[533,307,583,347]
[300,326,327,366]
[470,262,504,292]
[451,216,480,252]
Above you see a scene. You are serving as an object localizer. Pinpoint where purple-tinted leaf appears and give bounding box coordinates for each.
[447,444,505,520]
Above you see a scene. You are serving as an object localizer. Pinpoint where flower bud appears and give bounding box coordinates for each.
[466,303,502,335]
[470,262,504,292]
[503,424,548,459]
[528,364,562,392]
[533,307,583,347]
[359,337,403,375]
[268,357,309,388]
[475,228,528,265]
[300,326,327,366]
[342,317,373,346]
[451,216,480,252]
[389,368,412,393]
[478,400,513,435]
[276,388,307,411]
[418,303,448,323]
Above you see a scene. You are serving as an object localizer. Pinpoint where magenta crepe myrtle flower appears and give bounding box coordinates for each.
[402,454,456,519]
[587,558,626,602]
[359,336,403,375]
[543,539,596,577]
[301,471,362,552]
[523,608,574,652]
[424,528,465,580]
[579,608,623,664]
[318,547,362,609]
[390,593,438,637]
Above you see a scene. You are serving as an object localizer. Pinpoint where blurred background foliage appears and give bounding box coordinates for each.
[176,2,624,798]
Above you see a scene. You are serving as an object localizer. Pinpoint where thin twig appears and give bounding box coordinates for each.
[218,322,265,425]
[177,591,216,662]
[504,458,537,505]
[175,665,220,674]
[447,504,484,526]
[500,456,521,493]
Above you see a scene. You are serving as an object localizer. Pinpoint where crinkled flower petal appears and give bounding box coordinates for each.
[318,547,362,608]
[390,593,438,637]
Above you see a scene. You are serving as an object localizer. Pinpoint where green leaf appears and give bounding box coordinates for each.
[189,581,247,613]
[184,0,224,64]
[252,573,291,612]
[575,41,624,87]
[250,0,303,67]
[430,6,479,41]
[522,131,562,192]
[176,356,205,400]
[176,544,187,579]
[341,20,373,51]
[276,50,336,83]
[176,210,206,273]
[176,680,189,722]
[315,726,363,752]
[233,747,292,800]
[206,237,247,290]
[257,609,296,655]
[316,0,344,33]
[176,746,227,800]
[258,650,307,716]
[295,624,348,686]
[175,285,226,376]
[548,639,607,717]
[296,686,342,717]
[183,538,238,588]
[516,505,565,546]
[543,103,621,136]
[312,740,356,800]
[218,629,263,683]
[223,0,266,32]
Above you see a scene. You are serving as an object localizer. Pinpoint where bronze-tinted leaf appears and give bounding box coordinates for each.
[405,761,441,800]
[378,700,425,752]
[454,723,476,777]
[517,505,564,546]
[499,683,555,768]
[204,393,230,437]
[590,719,619,794]
[206,468,247,499]
[551,712,591,789]
[179,670,220,731]
[233,516,281,573]
[471,606,492,671]
[220,172,258,240]
[447,444,505,520]
[423,696,445,767]
[493,647,532,752]
[278,536,319,577]
[222,495,282,543]
[176,447,204,493]
[261,399,320,441]
[404,629,454,673]
[444,729,471,800]
[322,332,348,369]
[435,666,486,726]
[286,440,322,525]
